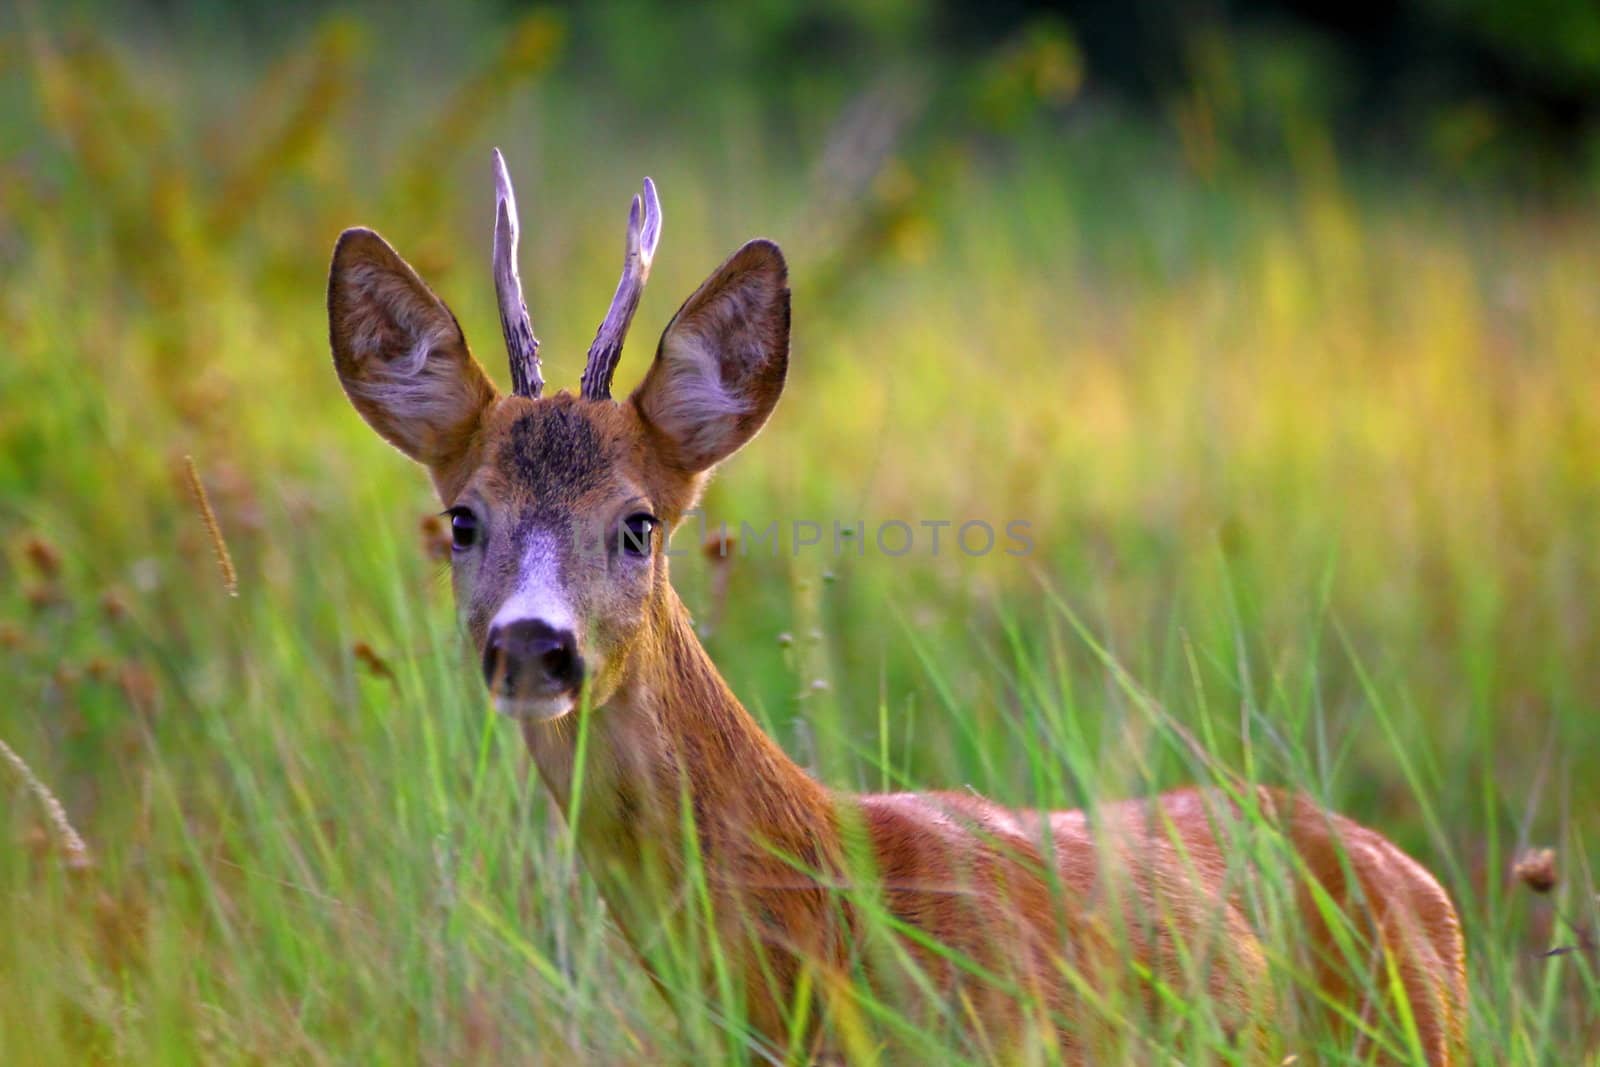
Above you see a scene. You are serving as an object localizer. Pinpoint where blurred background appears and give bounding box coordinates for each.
[1,0,1597,1061]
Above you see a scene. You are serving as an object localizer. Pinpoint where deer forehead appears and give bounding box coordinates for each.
[466,394,661,518]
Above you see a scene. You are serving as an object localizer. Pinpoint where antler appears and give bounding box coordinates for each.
[493,148,542,398]
[580,178,662,401]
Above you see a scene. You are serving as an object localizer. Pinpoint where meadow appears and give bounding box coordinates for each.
[1,7,1598,1063]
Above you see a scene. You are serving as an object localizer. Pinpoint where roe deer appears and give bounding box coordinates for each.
[326,151,1467,1063]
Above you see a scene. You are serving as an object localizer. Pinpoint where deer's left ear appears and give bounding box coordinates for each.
[631,239,789,473]
[328,227,498,475]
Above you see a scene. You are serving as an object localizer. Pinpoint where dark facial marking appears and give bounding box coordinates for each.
[496,403,612,524]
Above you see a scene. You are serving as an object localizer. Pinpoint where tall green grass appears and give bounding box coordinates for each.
[1,7,1596,1062]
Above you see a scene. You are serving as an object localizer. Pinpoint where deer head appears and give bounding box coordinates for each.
[328,152,789,721]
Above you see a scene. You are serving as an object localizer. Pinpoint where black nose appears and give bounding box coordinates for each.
[483,619,584,694]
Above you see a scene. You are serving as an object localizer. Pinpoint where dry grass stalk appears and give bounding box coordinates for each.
[418,513,452,563]
[207,18,359,236]
[0,735,92,871]
[1514,847,1558,894]
[183,455,238,597]
[699,528,737,637]
[22,535,62,576]
[352,641,396,683]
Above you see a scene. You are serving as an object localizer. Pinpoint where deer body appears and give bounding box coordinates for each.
[327,155,1467,1062]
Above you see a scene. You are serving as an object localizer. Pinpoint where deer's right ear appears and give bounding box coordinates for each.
[328,228,498,470]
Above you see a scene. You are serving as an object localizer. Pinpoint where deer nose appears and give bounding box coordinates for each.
[484,619,584,695]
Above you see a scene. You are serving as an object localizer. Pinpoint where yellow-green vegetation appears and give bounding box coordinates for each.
[1,6,1597,1063]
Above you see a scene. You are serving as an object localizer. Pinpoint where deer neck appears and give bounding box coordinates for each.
[520,584,836,907]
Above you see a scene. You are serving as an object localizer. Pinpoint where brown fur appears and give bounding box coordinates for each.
[328,229,496,485]
[328,224,1467,1063]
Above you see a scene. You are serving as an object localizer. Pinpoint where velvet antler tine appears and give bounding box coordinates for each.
[493,148,542,398]
[580,177,661,400]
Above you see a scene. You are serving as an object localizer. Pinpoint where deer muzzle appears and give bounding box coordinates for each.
[483,618,585,720]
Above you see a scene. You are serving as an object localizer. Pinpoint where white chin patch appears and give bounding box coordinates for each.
[492,693,575,722]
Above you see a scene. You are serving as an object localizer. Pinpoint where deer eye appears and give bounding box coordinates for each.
[447,507,480,551]
[619,513,656,558]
